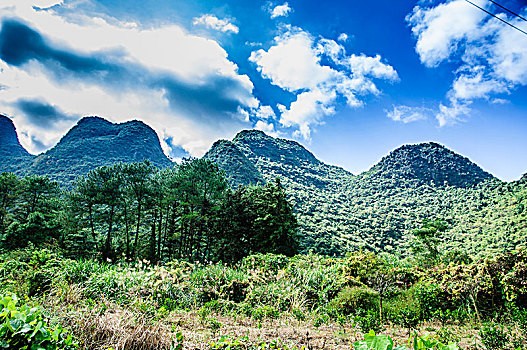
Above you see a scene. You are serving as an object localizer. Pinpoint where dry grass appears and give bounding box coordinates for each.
[70,307,173,350]
[40,283,495,350]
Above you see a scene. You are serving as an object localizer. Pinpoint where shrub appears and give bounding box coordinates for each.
[27,271,52,297]
[0,294,78,349]
[479,322,509,350]
[412,282,451,320]
[354,309,383,333]
[328,286,379,316]
[384,290,421,332]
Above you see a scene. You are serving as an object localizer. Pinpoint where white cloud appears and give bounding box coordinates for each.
[0,0,258,156]
[452,66,509,100]
[34,0,63,8]
[406,0,487,68]
[386,105,432,123]
[270,3,292,19]
[407,0,527,125]
[254,105,276,120]
[338,33,348,42]
[437,99,471,127]
[192,14,239,34]
[254,120,280,137]
[250,27,398,139]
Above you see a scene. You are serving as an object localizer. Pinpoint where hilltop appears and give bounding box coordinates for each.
[1,116,525,256]
[0,115,35,174]
[0,116,172,184]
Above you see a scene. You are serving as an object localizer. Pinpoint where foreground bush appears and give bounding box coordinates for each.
[0,294,77,349]
[353,331,458,350]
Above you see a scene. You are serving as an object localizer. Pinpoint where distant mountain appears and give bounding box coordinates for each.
[361,142,494,188]
[0,115,35,173]
[204,130,357,254]
[1,116,525,257]
[0,116,172,184]
[205,130,352,188]
[204,130,527,257]
[204,139,264,187]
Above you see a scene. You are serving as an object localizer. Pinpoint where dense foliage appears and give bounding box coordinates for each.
[205,131,527,257]
[0,116,172,185]
[0,159,298,263]
[1,248,526,349]
[2,116,526,258]
[0,294,78,349]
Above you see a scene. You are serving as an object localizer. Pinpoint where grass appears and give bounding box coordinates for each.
[1,248,526,349]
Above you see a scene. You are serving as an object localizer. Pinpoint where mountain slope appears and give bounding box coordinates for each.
[2,116,524,257]
[204,139,264,187]
[31,117,173,184]
[0,115,35,174]
[361,142,494,188]
[0,116,173,185]
[204,131,525,257]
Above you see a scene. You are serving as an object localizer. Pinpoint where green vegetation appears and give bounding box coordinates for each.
[0,294,78,349]
[0,116,172,185]
[1,116,527,349]
[0,247,526,349]
[0,159,298,263]
[205,131,527,258]
[2,116,526,258]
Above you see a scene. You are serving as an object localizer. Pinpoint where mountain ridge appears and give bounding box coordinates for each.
[1,116,173,184]
[1,115,524,257]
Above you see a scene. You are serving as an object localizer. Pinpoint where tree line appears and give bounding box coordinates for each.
[0,159,299,263]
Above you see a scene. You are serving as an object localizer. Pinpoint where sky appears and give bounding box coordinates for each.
[0,0,526,181]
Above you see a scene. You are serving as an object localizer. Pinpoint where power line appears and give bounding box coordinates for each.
[486,0,527,22]
[464,0,527,36]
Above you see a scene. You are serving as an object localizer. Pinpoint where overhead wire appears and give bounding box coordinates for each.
[486,0,527,22]
[463,0,527,36]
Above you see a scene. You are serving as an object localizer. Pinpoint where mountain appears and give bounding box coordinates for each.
[361,142,494,188]
[205,130,352,188]
[204,139,264,187]
[1,116,525,257]
[0,115,35,174]
[0,116,172,184]
[204,130,527,257]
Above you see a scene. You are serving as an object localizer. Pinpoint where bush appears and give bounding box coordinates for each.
[354,309,383,333]
[0,294,78,349]
[328,286,379,316]
[412,282,451,320]
[384,290,421,332]
[479,322,509,350]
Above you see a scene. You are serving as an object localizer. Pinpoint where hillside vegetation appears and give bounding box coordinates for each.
[205,131,526,257]
[0,115,172,185]
[1,247,527,349]
[1,115,526,256]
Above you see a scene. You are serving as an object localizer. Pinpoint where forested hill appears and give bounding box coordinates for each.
[0,116,173,184]
[1,116,526,256]
[205,130,526,257]
[0,115,35,173]
[204,130,352,189]
[360,142,495,188]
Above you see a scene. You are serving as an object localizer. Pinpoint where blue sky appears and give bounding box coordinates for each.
[0,0,526,180]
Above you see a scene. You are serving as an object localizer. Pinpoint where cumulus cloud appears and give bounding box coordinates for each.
[250,27,398,139]
[269,3,292,19]
[192,14,239,34]
[385,105,433,123]
[337,33,348,42]
[0,0,257,155]
[407,0,527,126]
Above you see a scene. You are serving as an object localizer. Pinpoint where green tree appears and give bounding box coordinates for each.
[122,161,155,259]
[411,219,448,264]
[250,178,299,256]
[3,175,60,249]
[0,173,20,236]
